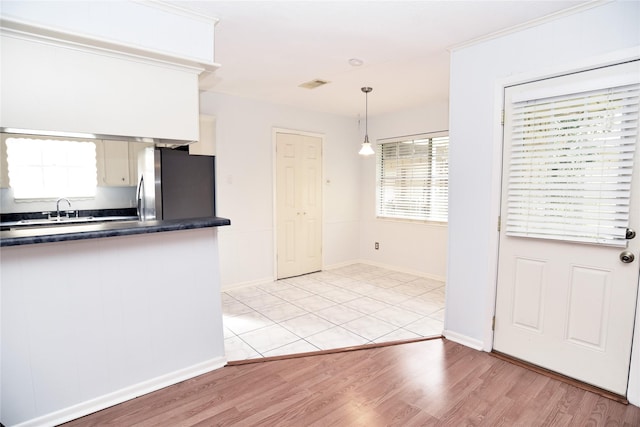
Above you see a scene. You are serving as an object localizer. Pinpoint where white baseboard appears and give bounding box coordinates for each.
[323,259,363,270]
[222,259,446,291]
[443,329,484,351]
[341,259,447,282]
[15,356,227,427]
[221,276,275,292]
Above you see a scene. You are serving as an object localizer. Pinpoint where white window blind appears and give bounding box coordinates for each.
[506,83,639,246]
[6,137,97,199]
[377,133,448,222]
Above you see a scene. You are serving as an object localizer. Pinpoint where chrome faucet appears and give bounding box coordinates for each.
[56,197,71,220]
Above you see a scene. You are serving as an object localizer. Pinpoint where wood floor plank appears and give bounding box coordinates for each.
[62,338,640,427]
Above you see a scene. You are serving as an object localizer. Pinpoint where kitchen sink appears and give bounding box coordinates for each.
[18,216,96,225]
[3,216,138,229]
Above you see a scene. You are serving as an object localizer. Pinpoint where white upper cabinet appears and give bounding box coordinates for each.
[95,140,130,187]
[94,140,153,187]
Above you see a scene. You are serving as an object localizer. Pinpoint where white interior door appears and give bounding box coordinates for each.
[494,60,640,395]
[276,132,322,279]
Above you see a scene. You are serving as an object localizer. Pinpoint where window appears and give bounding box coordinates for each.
[376,132,449,222]
[5,136,97,199]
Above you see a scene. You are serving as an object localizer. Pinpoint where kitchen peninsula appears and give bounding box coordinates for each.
[0,2,225,424]
[1,217,230,426]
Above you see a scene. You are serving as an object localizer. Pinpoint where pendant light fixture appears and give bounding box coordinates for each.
[359,86,374,156]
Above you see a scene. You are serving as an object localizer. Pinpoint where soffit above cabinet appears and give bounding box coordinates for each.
[0,34,200,142]
[0,0,220,72]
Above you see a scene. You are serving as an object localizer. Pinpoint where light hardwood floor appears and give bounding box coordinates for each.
[62,338,640,426]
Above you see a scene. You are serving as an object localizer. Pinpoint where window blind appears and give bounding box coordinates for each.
[377,134,448,222]
[506,83,639,246]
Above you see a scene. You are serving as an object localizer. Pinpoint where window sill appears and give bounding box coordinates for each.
[375,216,448,227]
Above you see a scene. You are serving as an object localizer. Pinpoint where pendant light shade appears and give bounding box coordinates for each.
[359,86,374,156]
[358,135,374,155]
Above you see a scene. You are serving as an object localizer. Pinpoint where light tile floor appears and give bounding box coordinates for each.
[222,263,445,361]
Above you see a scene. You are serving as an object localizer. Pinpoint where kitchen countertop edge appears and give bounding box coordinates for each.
[0,217,231,247]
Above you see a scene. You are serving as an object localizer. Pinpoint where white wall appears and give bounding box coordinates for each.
[447,0,640,400]
[1,228,226,426]
[199,92,361,288]
[359,101,449,279]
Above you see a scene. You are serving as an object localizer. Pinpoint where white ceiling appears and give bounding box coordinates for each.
[173,1,593,118]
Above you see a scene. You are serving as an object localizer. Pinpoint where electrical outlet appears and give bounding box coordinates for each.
[375,242,379,250]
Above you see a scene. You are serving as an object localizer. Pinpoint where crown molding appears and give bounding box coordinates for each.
[448,0,609,52]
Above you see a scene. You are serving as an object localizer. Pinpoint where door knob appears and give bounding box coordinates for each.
[620,251,635,263]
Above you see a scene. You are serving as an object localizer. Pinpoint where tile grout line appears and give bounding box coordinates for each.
[222,263,445,361]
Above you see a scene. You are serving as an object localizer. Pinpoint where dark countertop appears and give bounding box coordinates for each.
[0,217,231,247]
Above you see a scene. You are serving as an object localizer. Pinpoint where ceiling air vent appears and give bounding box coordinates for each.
[299,79,330,89]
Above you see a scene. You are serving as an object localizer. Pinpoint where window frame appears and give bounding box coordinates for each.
[4,133,98,201]
[375,131,449,224]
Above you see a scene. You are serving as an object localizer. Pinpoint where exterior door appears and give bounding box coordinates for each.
[276,132,322,279]
[494,61,640,395]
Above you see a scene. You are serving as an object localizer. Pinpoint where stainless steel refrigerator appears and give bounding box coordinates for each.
[137,147,216,220]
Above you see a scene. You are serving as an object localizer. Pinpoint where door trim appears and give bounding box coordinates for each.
[272,127,325,280]
[484,47,640,395]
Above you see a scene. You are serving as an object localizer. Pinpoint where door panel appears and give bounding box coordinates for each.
[276,133,322,279]
[494,61,640,395]
[511,257,545,332]
[284,220,296,262]
[566,266,609,350]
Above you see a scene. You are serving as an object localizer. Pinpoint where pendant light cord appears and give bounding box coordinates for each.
[361,87,372,143]
[365,90,368,138]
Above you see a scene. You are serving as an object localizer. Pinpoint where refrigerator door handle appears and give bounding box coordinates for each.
[136,175,145,220]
